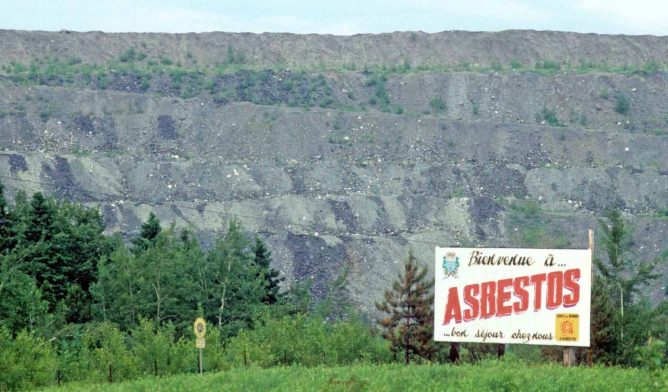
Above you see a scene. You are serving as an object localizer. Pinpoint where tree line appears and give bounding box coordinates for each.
[0,182,288,339]
[0,182,666,390]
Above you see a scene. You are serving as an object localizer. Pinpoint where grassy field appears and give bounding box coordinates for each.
[37,361,667,392]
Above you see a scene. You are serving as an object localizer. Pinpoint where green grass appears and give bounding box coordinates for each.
[36,361,667,392]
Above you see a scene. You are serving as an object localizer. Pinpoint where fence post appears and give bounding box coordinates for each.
[108,364,113,383]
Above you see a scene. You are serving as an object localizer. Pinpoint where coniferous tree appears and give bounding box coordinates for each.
[253,236,284,305]
[131,212,162,252]
[591,208,666,365]
[13,192,108,321]
[376,249,435,364]
[0,183,13,253]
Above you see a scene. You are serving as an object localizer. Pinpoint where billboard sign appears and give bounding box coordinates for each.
[434,247,591,346]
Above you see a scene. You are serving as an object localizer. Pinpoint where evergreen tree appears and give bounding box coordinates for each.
[0,182,13,253]
[253,236,284,305]
[590,278,616,363]
[0,254,49,332]
[10,192,109,322]
[591,208,666,365]
[131,212,162,252]
[376,249,435,364]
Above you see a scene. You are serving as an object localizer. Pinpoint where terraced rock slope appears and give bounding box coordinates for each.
[0,29,666,312]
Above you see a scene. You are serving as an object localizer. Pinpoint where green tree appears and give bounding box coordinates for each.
[6,192,110,323]
[376,249,435,364]
[253,236,284,305]
[591,208,666,365]
[0,182,14,253]
[135,228,199,329]
[131,212,162,252]
[0,254,49,332]
[92,238,141,329]
[201,219,264,339]
[94,225,200,333]
[0,327,57,391]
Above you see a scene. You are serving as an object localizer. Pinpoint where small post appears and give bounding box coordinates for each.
[108,364,113,384]
[497,344,505,358]
[587,228,594,366]
[57,369,61,386]
[563,347,576,366]
[563,229,593,367]
[154,359,158,377]
[199,348,203,374]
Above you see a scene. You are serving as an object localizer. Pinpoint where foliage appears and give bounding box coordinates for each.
[79,322,139,383]
[0,254,49,332]
[591,208,666,365]
[252,237,284,305]
[94,228,200,333]
[37,361,668,392]
[199,218,266,339]
[376,249,435,364]
[0,186,111,325]
[614,92,630,115]
[429,96,446,113]
[0,327,57,391]
[223,313,391,368]
[536,107,564,127]
[131,212,161,251]
[507,200,568,248]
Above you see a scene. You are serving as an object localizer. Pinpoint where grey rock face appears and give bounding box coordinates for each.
[0,30,666,313]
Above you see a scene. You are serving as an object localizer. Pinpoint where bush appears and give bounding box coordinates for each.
[223,314,391,368]
[80,322,138,383]
[429,96,446,113]
[615,92,630,115]
[0,327,57,391]
[537,107,564,127]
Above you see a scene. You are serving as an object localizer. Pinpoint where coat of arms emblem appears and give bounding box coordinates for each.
[442,252,460,278]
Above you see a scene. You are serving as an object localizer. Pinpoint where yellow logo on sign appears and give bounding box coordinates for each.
[555,314,579,341]
[194,317,206,339]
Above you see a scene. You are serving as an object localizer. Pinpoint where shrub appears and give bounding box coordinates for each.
[537,107,564,127]
[80,322,138,383]
[0,327,57,391]
[429,96,447,113]
[223,314,390,368]
[615,92,630,115]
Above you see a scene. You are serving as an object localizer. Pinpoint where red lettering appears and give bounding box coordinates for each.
[444,268,584,323]
[546,271,563,309]
[463,284,480,321]
[444,287,462,325]
[481,281,496,319]
[530,273,547,311]
[563,268,580,307]
[496,278,513,317]
[513,276,530,313]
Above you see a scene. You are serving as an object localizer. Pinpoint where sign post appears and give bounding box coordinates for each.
[434,244,592,349]
[193,317,206,374]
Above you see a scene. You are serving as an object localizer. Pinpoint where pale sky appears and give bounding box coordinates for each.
[0,0,666,36]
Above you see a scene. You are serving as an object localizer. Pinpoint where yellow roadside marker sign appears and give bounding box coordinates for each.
[194,317,206,338]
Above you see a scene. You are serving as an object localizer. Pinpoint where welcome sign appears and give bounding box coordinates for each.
[434,247,591,346]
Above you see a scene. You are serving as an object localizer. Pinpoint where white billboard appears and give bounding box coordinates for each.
[434,247,591,346]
